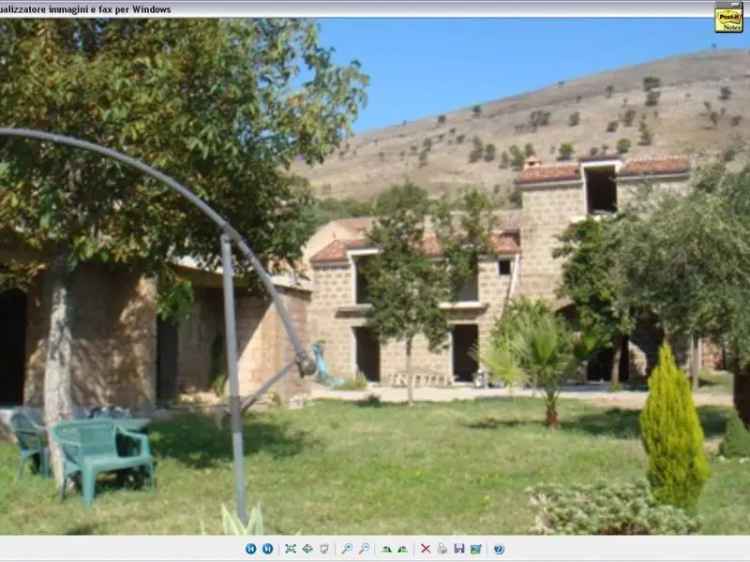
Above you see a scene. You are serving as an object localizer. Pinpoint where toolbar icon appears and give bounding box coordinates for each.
[494,544,506,556]
[245,543,257,555]
[470,544,483,555]
[454,543,466,554]
[715,1,744,32]
[262,543,274,555]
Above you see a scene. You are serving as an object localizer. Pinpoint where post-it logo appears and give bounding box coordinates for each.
[715,1,744,33]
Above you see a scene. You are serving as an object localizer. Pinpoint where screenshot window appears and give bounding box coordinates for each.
[0,1,748,560]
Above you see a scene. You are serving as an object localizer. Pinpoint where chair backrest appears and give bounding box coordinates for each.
[52,420,117,458]
[10,410,45,452]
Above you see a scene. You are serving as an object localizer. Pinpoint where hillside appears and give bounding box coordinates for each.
[292,49,750,202]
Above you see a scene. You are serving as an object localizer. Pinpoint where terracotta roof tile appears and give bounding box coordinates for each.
[618,156,690,177]
[311,231,520,265]
[516,164,580,185]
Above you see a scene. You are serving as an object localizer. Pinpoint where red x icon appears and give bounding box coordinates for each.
[420,544,431,554]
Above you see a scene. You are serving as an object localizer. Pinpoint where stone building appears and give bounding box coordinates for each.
[307,154,693,385]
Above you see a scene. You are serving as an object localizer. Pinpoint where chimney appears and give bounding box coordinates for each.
[523,156,542,170]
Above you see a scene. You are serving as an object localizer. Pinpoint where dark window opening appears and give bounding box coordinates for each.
[498,259,512,276]
[452,324,479,382]
[354,326,380,382]
[586,166,617,214]
[156,318,179,402]
[354,255,373,304]
[0,288,27,405]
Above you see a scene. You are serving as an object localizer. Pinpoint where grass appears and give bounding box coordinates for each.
[0,397,747,535]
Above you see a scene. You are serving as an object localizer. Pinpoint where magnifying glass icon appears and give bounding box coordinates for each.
[359,543,370,555]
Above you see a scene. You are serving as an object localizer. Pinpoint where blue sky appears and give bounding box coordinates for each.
[316,19,750,133]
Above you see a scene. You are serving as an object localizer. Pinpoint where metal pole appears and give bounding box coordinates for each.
[220,233,248,525]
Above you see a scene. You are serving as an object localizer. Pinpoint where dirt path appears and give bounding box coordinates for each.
[309,383,733,410]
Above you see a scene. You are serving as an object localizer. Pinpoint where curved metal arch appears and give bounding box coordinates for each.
[0,127,312,372]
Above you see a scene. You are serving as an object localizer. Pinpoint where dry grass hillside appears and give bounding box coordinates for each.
[292,49,750,202]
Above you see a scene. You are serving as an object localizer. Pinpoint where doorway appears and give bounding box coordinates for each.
[0,289,27,405]
[585,166,617,214]
[156,319,179,402]
[353,326,380,382]
[452,324,478,382]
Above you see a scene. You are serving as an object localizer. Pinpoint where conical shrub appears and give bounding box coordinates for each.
[639,343,710,512]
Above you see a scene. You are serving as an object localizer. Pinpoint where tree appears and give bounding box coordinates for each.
[509,145,525,170]
[557,143,575,161]
[568,112,580,127]
[472,105,482,118]
[643,76,661,91]
[0,20,367,484]
[638,121,653,145]
[499,151,510,169]
[489,298,577,427]
[709,111,720,128]
[623,108,637,127]
[617,138,632,154]
[645,91,661,107]
[418,150,428,167]
[372,182,430,216]
[605,84,614,98]
[524,143,535,158]
[554,218,633,386]
[606,121,619,133]
[437,114,446,124]
[719,86,732,101]
[469,136,484,163]
[640,343,710,512]
[483,143,496,162]
[365,189,496,405]
[611,163,750,426]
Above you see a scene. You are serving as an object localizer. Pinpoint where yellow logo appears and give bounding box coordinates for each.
[715,2,744,33]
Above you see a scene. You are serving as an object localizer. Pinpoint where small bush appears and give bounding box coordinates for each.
[589,147,599,156]
[437,114,446,124]
[606,121,619,133]
[524,143,535,157]
[418,150,428,167]
[499,151,510,169]
[719,410,750,458]
[640,344,710,512]
[509,144,525,170]
[722,147,736,162]
[643,76,661,91]
[645,91,661,107]
[623,108,636,126]
[557,143,575,161]
[638,121,653,146]
[469,136,484,163]
[568,112,580,127]
[483,143,496,162]
[719,86,732,101]
[605,84,614,98]
[528,481,700,535]
[337,372,368,391]
[472,104,482,118]
[423,138,432,150]
[456,134,465,144]
[709,111,720,128]
[730,115,742,127]
[617,138,631,154]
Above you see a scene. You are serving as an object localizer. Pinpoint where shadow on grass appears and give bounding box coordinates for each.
[64,524,98,535]
[463,406,729,439]
[149,414,319,469]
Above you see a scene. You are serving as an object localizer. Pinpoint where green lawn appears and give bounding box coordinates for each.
[1,397,748,535]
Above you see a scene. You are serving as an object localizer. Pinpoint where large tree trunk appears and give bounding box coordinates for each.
[610,334,623,388]
[735,360,750,428]
[689,335,701,391]
[43,253,75,486]
[405,338,414,407]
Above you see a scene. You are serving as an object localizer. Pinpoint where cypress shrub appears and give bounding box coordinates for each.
[640,344,710,512]
[719,409,750,458]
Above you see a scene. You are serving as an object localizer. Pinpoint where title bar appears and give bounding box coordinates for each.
[0,1,720,18]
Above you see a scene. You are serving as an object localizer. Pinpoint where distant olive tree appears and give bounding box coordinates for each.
[645,91,661,107]
[437,114,447,124]
[472,104,482,118]
[568,112,580,127]
[617,138,632,154]
[719,86,732,101]
[557,143,575,161]
[643,76,661,91]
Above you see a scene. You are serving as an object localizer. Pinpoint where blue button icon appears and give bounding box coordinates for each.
[262,543,274,555]
[494,544,506,555]
[246,543,257,555]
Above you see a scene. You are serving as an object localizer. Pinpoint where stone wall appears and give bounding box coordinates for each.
[23,264,157,410]
[310,257,513,384]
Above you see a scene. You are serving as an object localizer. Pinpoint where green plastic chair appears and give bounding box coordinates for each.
[51,419,154,506]
[10,410,50,480]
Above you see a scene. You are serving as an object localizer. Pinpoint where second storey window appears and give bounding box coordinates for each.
[585,165,617,214]
[354,255,373,304]
[498,258,512,276]
[454,269,479,302]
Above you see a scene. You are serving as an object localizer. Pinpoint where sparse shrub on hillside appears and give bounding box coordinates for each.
[509,145,525,171]
[589,147,599,156]
[378,151,385,162]
[499,151,510,169]
[639,121,653,146]
[605,84,614,98]
[468,136,484,163]
[704,101,712,112]
[645,91,661,107]
[437,134,444,142]
[410,145,417,153]
[418,150,428,167]
[606,121,619,133]
[617,138,631,154]
[509,187,522,208]
[643,76,661,92]
[449,127,456,135]
[557,143,575,161]
[719,409,750,458]
[722,147,736,162]
[640,344,710,512]
[568,112,580,127]
[423,138,432,151]
[437,114,446,124]
[709,111,720,128]
[484,143,497,162]
[529,110,551,129]
[456,134,465,144]
[731,115,743,127]
[524,143,535,157]
[472,105,482,118]
[623,108,636,126]
[719,86,732,101]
